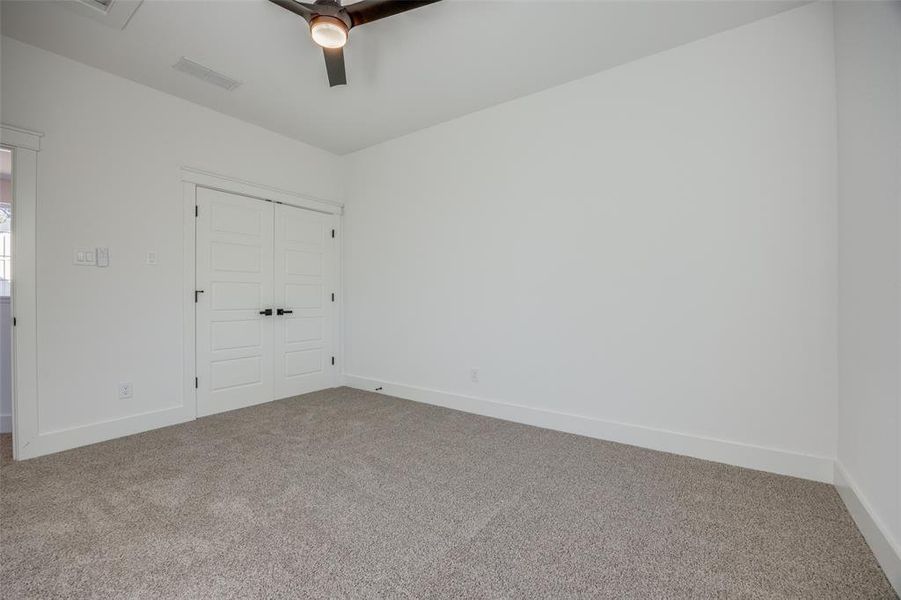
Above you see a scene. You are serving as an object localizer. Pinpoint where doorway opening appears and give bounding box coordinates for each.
[1,147,13,453]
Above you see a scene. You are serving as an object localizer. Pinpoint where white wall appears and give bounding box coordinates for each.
[0,36,343,453]
[834,0,901,589]
[343,2,839,482]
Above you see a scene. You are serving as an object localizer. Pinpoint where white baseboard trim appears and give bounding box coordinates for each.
[16,405,194,460]
[343,375,835,483]
[0,413,11,434]
[834,462,901,594]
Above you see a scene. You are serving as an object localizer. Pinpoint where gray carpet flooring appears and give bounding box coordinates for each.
[0,387,895,599]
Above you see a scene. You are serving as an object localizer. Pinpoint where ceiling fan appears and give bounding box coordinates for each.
[268,0,442,87]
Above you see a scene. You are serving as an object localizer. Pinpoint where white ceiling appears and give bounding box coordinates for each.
[2,0,805,154]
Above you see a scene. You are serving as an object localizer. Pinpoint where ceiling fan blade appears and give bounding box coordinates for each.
[267,0,317,22]
[345,0,442,28]
[323,47,347,87]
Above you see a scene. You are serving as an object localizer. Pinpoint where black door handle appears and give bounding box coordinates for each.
[259,308,273,316]
[277,309,293,316]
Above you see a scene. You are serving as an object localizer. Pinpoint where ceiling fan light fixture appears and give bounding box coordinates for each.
[310,16,348,49]
[268,0,443,87]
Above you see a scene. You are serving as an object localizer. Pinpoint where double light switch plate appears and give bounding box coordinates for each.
[74,248,110,267]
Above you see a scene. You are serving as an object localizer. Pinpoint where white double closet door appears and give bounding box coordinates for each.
[195,187,338,418]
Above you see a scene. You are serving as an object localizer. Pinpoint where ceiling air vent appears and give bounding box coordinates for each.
[80,0,113,11]
[172,57,242,92]
[64,0,142,29]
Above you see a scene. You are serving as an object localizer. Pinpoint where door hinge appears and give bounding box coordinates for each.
[331,292,335,302]
[331,229,335,238]
[195,289,204,303]
[195,377,198,389]
[331,356,335,366]
[195,205,199,217]
[12,317,16,327]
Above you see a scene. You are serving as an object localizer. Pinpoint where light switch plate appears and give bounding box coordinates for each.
[96,247,109,267]
[73,249,96,266]
[146,251,158,265]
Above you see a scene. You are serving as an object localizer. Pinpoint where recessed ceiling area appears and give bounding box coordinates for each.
[1,0,805,154]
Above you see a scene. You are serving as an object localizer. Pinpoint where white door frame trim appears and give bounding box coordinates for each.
[181,166,344,417]
[1,124,43,459]
[181,167,343,213]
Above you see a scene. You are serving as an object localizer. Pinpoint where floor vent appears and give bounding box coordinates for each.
[172,57,242,92]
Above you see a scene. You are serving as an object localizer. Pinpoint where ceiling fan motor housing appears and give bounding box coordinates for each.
[268,0,444,86]
[311,14,351,30]
[311,0,353,29]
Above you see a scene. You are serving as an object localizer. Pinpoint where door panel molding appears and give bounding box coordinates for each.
[184,168,342,420]
[196,188,275,417]
[273,203,338,399]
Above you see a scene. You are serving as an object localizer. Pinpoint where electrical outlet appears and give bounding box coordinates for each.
[118,382,133,400]
[470,368,480,383]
